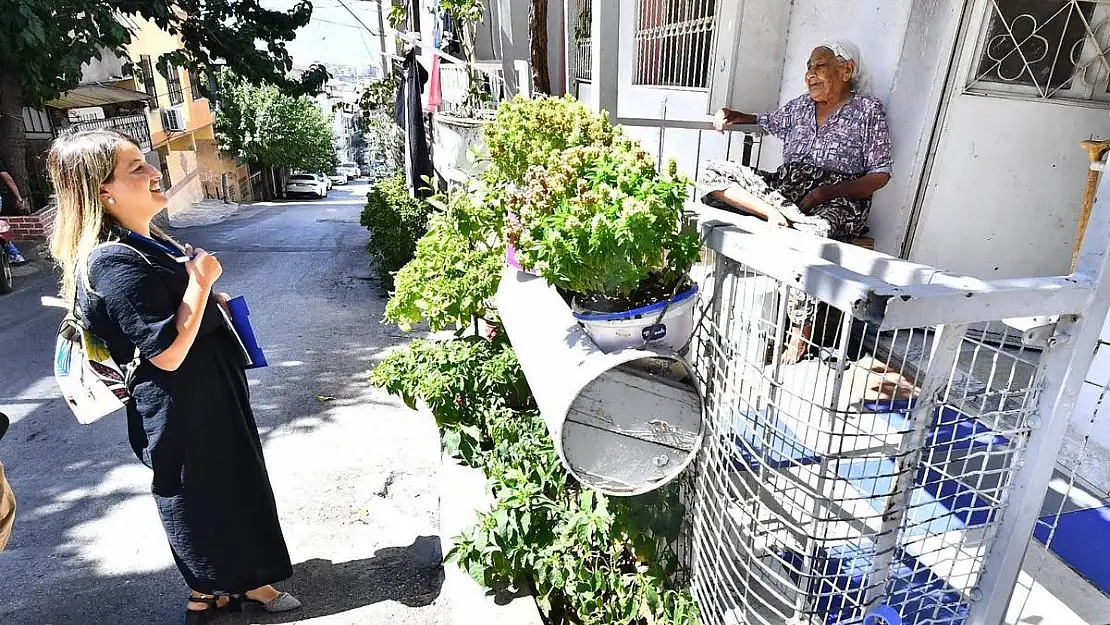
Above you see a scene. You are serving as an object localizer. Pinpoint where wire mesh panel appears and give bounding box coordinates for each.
[1003,342,1110,623]
[682,213,1110,625]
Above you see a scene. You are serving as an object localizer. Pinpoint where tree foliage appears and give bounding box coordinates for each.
[357,75,402,170]
[1,0,324,106]
[214,72,337,173]
[0,0,327,210]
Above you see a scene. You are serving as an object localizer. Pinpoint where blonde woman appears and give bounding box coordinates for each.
[48,130,300,624]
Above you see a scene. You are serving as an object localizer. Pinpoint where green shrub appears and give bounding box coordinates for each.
[449,406,700,625]
[361,173,432,289]
[385,183,504,332]
[370,335,533,466]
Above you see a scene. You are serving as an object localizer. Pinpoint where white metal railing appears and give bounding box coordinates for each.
[439,61,509,117]
[58,114,153,152]
[615,117,764,205]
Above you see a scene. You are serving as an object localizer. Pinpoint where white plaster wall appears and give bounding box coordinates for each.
[80,49,127,84]
[475,0,498,61]
[777,0,912,106]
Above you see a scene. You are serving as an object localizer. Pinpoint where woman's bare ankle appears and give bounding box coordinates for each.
[246,585,280,602]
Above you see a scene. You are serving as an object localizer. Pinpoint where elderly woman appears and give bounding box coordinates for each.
[702,41,893,362]
[702,41,892,242]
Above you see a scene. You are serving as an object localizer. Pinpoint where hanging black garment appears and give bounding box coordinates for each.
[395,49,434,199]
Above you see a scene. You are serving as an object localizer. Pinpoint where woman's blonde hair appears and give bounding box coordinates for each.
[47,130,173,300]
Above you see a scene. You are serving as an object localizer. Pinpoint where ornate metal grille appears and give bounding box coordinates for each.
[633,0,717,89]
[59,114,154,153]
[572,0,593,83]
[969,0,1110,102]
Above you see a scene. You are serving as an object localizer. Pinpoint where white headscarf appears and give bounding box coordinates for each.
[819,40,868,94]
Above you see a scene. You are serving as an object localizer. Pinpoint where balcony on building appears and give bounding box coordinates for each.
[47,83,155,153]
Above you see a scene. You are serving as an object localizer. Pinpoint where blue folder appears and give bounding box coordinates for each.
[227,296,268,369]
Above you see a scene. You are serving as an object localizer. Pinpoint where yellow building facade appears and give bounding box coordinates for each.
[117,18,252,214]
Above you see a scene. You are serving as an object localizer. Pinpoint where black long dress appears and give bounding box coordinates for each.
[79,232,292,594]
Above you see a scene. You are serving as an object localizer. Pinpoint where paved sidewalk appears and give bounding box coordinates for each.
[169,198,250,228]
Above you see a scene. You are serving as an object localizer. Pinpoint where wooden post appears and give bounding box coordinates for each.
[529,0,552,94]
[1073,138,1110,272]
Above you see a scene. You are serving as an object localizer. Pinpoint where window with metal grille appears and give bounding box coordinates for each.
[632,0,717,89]
[572,0,593,82]
[139,55,159,109]
[969,0,1110,102]
[156,147,173,189]
[164,62,185,106]
[188,67,204,101]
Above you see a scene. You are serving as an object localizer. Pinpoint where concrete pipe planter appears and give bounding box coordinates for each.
[496,267,706,496]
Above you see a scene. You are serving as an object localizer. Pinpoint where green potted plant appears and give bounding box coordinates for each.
[504,136,701,352]
[481,94,618,275]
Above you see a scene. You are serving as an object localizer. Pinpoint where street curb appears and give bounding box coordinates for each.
[438,449,544,625]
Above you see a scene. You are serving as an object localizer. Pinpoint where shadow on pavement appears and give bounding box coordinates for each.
[238,535,445,623]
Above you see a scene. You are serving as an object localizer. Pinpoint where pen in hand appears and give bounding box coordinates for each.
[175,251,218,263]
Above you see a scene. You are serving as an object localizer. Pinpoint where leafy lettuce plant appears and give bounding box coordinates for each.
[506,139,700,299]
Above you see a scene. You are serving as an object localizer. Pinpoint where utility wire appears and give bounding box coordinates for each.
[334,0,382,36]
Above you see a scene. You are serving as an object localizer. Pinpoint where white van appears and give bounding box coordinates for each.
[338,162,360,179]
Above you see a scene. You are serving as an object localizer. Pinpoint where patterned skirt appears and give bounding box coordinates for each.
[699,160,872,242]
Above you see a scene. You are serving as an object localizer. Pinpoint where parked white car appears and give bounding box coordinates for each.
[328,171,349,186]
[285,173,328,199]
[313,172,332,190]
[338,162,360,179]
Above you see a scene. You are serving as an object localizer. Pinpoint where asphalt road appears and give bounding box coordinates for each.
[0,181,448,624]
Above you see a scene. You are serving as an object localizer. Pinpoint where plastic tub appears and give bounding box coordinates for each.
[573,285,699,353]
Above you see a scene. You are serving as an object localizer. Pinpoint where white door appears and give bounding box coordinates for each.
[907,0,1110,280]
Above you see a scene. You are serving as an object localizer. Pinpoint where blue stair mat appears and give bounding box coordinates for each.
[783,541,968,625]
[725,410,824,471]
[863,398,918,413]
[877,406,1010,452]
[1032,505,1110,595]
[837,457,994,536]
[726,411,998,530]
[916,465,996,528]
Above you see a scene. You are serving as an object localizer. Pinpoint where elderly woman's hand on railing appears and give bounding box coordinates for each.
[714,108,760,134]
[714,108,731,134]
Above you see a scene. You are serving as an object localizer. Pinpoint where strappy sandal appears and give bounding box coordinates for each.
[184,593,242,625]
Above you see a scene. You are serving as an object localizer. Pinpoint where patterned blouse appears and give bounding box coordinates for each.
[757,94,893,176]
